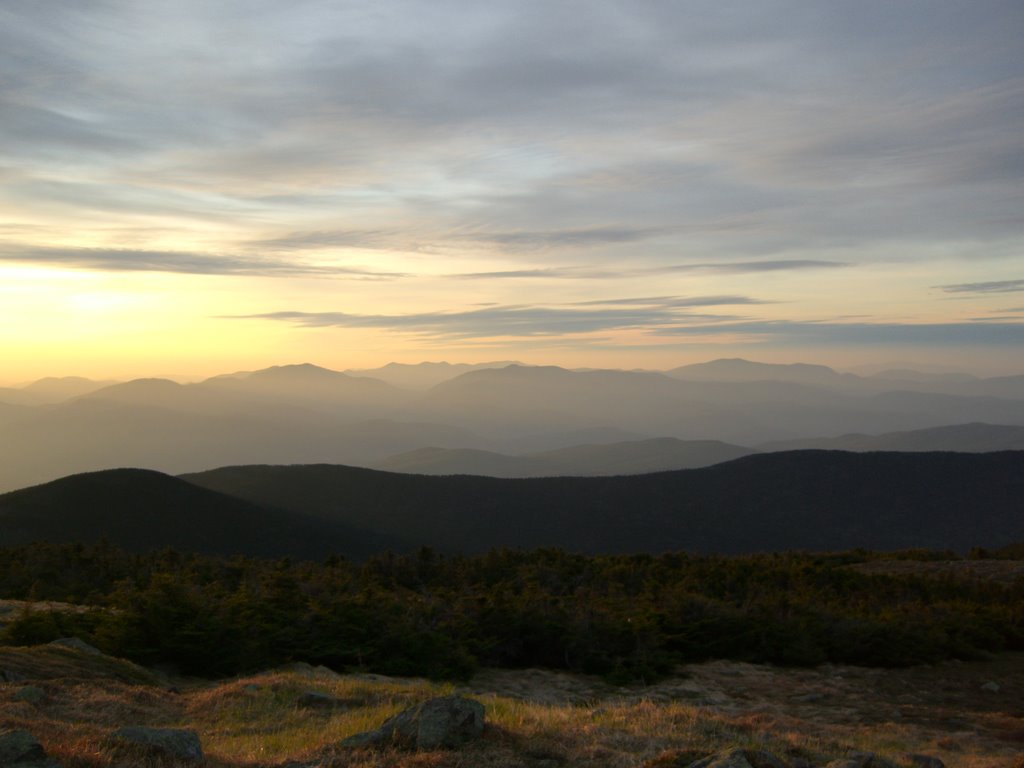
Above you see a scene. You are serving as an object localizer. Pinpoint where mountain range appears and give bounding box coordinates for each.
[0,358,1022,492]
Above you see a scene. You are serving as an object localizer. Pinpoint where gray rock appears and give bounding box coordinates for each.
[13,686,45,704]
[903,755,945,768]
[689,749,788,768]
[980,680,1000,692]
[341,694,485,750]
[296,691,346,709]
[0,730,61,767]
[104,727,203,763]
[793,692,828,703]
[48,637,101,655]
[842,752,896,768]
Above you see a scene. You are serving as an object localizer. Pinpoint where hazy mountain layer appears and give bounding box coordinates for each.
[760,422,1024,452]
[182,451,1024,556]
[2,359,1023,493]
[370,437,754,477]
[344,360,520,390]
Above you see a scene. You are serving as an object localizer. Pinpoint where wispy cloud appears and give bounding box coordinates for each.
[572,295,772,307]
[0,243,405,278]
[452,226,668,250]
[248,229,400,251]
[938,278,1024,294]
[656,320,1024,346]
[222,300,745,339]
[451,260,847,280]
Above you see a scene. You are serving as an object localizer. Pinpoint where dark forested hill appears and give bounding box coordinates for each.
[182,451,1024,556]
[370,437,755,477]
[0,468,402,558]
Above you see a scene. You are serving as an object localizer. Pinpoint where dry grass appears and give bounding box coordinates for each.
[2,644,1023,768]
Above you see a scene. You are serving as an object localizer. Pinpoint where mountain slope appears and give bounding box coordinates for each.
[760,423,1024,452]
[371,437,754,477]
[182,451,1024,555]
[0,469,405,558]
[344,360,520,390]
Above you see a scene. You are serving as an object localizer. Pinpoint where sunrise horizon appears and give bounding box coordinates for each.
[3,1,1022,387]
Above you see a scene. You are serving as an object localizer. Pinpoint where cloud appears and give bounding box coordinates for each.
[655,320,1024,346]
[0,243,405,278]
[452,226,668,250]
[452,260,847,279]
[223,300,745,339]
[938,278,1024,294]
[572,295,772,307]
[248,229,400,251]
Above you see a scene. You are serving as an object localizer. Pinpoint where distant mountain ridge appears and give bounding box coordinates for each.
[1,358,1023,494]
[344,360,521,390]
[759,422,1024,452]
[370,437,754,477]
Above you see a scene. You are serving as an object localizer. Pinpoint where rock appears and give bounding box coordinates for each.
[980,680,1000,692]
[2,669,28,682]
[13,686,45,704]
[296,691,347,709]
[341,694,485,750]
[0,729,61,767]
[904,755,945,768]
[642,750,712,768]
[48,637,102,655]
[689,749,787,768]
[793,692,828,703]
[842,752,896,768]
[279,661,342,680]
[104,727,203,763]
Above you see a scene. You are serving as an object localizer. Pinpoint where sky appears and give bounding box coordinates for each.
[2,0,1022,383]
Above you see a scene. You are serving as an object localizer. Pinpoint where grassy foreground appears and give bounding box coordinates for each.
[2,644,1023,768]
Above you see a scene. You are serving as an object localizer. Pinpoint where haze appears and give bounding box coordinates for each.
[0,358,1021,493]
[2,1,1022,383]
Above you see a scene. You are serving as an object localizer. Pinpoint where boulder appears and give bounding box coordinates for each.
[13,686,45,704]
[980,681,1000,693]
[296,690,349,709]
[0,730,61,767]
[104,727,203,763]
[840,753,896,768]
[690,749,787,768]
[341,694,485,750]
[48,637,102,655]
[904,755,945,768]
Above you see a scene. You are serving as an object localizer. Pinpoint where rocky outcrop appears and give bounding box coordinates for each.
[296,690,356,709]
[646,748,944,768]
[48,637,102,655]
[341,694,485,750]
[103,726,203,763]
[687,750,789,768]
[12,685,45,704]
[0,730,61,768]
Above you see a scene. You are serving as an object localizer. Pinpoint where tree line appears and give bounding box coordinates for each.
[1,542,1021,681]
